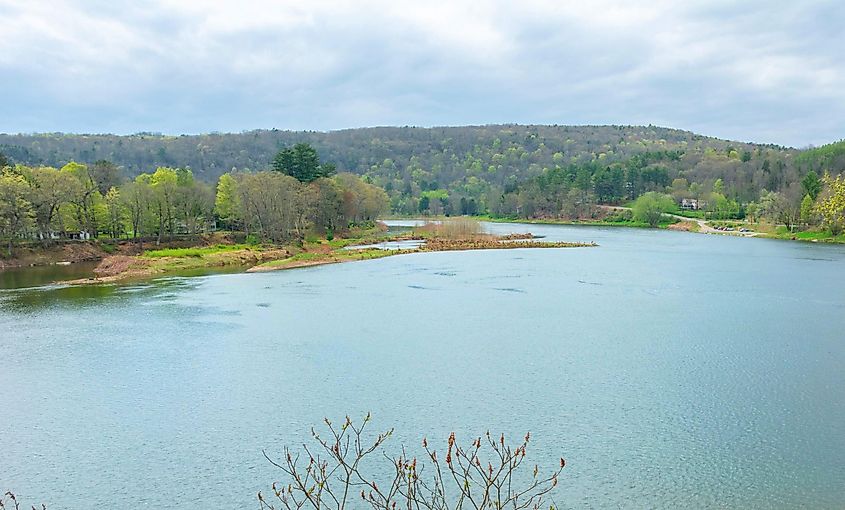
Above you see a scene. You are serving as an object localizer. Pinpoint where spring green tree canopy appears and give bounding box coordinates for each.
[800,194,816,225]
[2,127,842,221]
[814,174,845,234]
[0,170,34,254]
[214,172,241,225]
[632,192,675,227]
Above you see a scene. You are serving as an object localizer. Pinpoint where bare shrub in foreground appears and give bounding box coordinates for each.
[259,414,564,510]
[0,491,45,510]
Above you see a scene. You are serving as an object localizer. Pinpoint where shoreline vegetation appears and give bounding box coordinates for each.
[381,211,845,243]
[2,210,842,288]
[58,219,595,285]
[2,211,843,287]
[2,138,842,279]
[467,211,845,243]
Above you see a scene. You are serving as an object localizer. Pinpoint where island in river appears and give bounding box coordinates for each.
[58,221,595,285]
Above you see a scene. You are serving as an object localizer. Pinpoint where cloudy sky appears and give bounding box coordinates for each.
[0,0,842,146]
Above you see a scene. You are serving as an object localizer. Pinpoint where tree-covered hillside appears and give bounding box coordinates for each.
[1,125,841,217]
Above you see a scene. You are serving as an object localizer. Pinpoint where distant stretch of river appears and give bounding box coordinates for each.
[1,223,844,508]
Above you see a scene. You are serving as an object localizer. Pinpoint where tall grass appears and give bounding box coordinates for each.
[143,244,250,258]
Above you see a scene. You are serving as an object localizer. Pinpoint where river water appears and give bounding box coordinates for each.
[1,223,844,508]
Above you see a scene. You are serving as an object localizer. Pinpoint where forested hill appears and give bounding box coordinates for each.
[0,125,791,181]
[1,125,842,216]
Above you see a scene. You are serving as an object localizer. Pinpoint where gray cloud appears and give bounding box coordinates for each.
[0,0,842,146]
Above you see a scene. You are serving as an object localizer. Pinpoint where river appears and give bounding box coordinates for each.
[1,222,844,508]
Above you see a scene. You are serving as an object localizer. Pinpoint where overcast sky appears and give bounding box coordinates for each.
[0,0,842,147]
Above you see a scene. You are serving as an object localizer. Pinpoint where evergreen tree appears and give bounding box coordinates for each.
[801,170,822,200]
[272,143,335,182]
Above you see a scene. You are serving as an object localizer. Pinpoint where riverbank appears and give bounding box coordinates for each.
[67,245,292,284]
[386,213,845,244]
[754,226,845,243]
[62,225,595,285]
[60,229,384,285]
[0,241,110,270]
[0,233,255,271]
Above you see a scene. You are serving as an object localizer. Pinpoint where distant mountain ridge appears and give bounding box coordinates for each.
[1,125,842,216]
[0,124,796,180]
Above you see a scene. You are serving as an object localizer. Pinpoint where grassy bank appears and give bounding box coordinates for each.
[466,214,845,244]
[142,244,254,258]
[82,244,290,284]
[757,226,845,244]
[65,220,595,284]
[248,247,394,272]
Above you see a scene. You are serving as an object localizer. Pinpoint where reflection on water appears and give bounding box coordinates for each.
[0,261,99,290]
[0,276,205,311]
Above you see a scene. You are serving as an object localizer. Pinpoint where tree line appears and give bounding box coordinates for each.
[0,125,823,216]
[1,127,842,235]
[0,144,388,255]
[621,170,845,234]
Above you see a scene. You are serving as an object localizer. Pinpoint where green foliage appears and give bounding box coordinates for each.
[801,170,822,200]
[0,169,34,253]
[420,189,449,200]
[800,194,816,225]
[764,226,845,243]
[795,139,845,173]
[231,171,387,243]
[814,174,845,234]
[99,241,117,254]
[304,233,321,244]
[272,143,335,182]
[2,128,842,229]
[214,172,241,225]
[143,244,250,258]
[604,209,633,222]
[0,126,817,222]
[631,192,675,227]
[672,209,706,219]
[706,192,741,220]
[0,157,387,250]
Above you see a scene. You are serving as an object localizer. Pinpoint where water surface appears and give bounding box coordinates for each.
[1,223,844,508]
[0,261,98,289]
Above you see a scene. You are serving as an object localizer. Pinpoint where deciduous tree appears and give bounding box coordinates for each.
[0,171,34,255]
[814,174,845,234]
[632,192,675,227]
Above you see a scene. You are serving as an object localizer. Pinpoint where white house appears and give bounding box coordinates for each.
[680,198,706,210]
